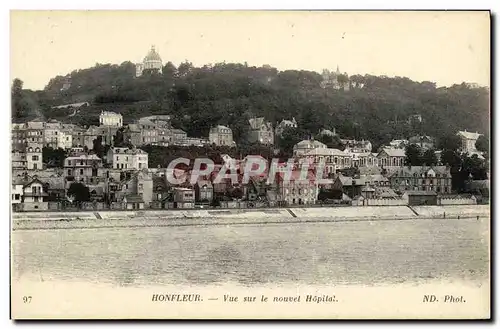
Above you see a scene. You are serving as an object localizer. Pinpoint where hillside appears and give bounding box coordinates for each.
[11,61,490,150]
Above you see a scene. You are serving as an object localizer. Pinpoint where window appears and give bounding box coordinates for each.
[80,169,84,175]
[34,196,39,202]
[15,194,20,200]
[68,169,72,175]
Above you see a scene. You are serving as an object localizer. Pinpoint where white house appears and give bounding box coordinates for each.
[107,147,149,170]
[99,111,123,127]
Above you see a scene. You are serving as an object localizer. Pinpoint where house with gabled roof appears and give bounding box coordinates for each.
[377,148,405,167]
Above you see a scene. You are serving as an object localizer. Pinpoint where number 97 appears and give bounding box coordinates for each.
[23,296,32,303]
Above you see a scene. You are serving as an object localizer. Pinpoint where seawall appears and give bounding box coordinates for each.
[12,205,490,231]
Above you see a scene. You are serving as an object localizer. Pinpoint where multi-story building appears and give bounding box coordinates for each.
[44,120,63,148]
[275,118,298,137]
[293,139,327,157]
[172,129,188,145]
[26,144,43,170]
[385,166,452,194]
[377,148,406,167]
[11,150,27,170]
[11,123,27,152]
[57,129,73,149]
[115,170,153,207]
[276,170,318,206]
[64,154,103,187]
[349,151,379,167]
[99,111,123,127]
[107,147,149,170]
[19,177,48,211]
[136,45,163,77]
[209,125,236,147]
[457,130,482,153]
[173,187,195,208]
[300,147,353,175]
[25,120,45,145]
[71,126,86,148]
[247,117,274,145]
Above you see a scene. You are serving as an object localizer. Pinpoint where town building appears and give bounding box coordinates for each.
[293,139,327,157]
[16,177,49,211]
[389,139,409,149]
[402,191,438,206]
[64,154,103,187]
[318,128,337,137]
[173,187,195,209]
[57,129,73,149]
[275,118,298,137]
[194,181,214,203]
[26,144,43,170]
[44,120,62,148]
[341,139,372,153]
[115,170,153,207]
[377,148,406,167]
[11,123,27,152]
[247,117,274,145]
[25,120,45,145]
[99,111,123,127]
[136,45,163,77]
[457,130,482,154]
[107,147,149,170]
[349,152,379,167]
[276,170,318,206]
[300,147,352,174]
[408,135,435,150]
[320,66,350,91]
[384,166,452,194]
[209,125,236,147]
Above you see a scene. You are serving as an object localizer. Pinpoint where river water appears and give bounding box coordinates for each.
[11,218,489,287]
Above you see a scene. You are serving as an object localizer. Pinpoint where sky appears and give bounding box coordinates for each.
[10,10,490,91]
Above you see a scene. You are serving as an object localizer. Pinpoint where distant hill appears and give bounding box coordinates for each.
[11,61,490,150]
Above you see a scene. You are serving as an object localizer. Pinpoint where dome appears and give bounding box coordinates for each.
[144,46,162,62]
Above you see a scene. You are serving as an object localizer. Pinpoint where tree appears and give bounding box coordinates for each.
[316,133,344,150]
[67,182,90,207]
[92,135,104,157]
[422,149,438,166]
[437,134,461,152]
[162,61,177,77]
[475,135,489,153]
[113,127,126,147]
[404,144,423,166]
[42,147,66,168]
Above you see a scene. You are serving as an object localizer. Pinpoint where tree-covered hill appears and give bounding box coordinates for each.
[12,61,490,150]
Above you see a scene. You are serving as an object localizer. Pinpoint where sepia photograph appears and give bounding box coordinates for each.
[10,10,490,319]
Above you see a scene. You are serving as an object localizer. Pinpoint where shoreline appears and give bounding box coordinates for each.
[12,205,490,231]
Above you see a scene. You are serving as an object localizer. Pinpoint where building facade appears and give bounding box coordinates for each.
[457,130,482,153]
[209,125,235,147]
[99,111,123,127]
[107,147,149,170]
[275,118,298,137]
[377,148,405,167]
[247,117,274,145]
[385,166,452,194]
[136,45,163,77]
[64,154,103,187]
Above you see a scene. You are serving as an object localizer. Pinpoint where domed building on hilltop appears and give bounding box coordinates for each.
[136,45,163,77]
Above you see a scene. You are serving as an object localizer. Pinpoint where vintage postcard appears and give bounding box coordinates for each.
[10,10,490,319]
